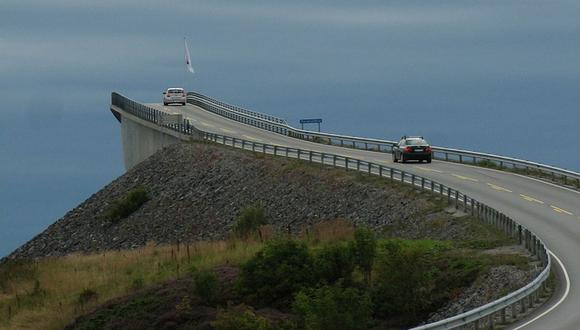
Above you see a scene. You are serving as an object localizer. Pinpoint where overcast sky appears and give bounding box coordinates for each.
[1,0,579,257]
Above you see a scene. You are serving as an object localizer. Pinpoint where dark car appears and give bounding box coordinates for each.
[392,136,432,163]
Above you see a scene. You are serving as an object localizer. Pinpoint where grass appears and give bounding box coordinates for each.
[0,217,534,329]
[0,240,264,329]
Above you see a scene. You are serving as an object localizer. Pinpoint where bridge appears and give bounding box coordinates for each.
[111,91,579,329]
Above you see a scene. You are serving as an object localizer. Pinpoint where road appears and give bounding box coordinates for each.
[150,103,579,329]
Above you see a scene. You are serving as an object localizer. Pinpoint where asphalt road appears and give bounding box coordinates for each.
[150,103,579,329]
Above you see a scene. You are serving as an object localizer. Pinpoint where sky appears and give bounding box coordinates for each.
[1,0,579,257]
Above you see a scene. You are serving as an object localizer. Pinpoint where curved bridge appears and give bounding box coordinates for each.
[111,92,579,329]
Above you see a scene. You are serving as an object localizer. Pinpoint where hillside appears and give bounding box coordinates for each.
[8,142,490,260]
[0,142,544,329]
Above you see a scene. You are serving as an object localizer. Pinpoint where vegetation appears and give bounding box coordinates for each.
[0,219,534,329]
[213,305,269,330]
[293,285,372,330]
[236,239,315,307]
[232,205,268,239]
[193,269,220,305]
[101,186,149,223]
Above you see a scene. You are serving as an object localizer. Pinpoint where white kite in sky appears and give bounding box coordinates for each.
[184,38,194,74]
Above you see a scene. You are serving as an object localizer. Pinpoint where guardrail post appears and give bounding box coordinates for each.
[447,187,451,205]
[389,168,394,181]
[379,166,383,177]
[445,153,449,161]
[463,194,467,212]
[333,155,337,167]
[455,190,459,209]
[297,149,301,160]
[421,177,425,190]
[430,180,434,192]
[286,148,289,157]
[262,144,266,154]
[470,198,475,215]
[309,151,313,162]
[364,142,368,150]
[489,313,494,329]
[401,171,406,183]
[368,163,372,175]
[357,160,360,171]
[345,157,349,170]
[501,308,506,324]
[274,146,278,156]
[459,154,463,163]
[411,174,415,187]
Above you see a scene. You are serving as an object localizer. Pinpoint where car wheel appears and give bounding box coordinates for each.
[401,154,406,163]
[182,102,186,106]
[426,156,432,163]
[163,102,167,106]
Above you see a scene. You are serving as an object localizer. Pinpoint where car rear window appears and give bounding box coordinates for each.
[168,89,184,94]
[405,139,427,145]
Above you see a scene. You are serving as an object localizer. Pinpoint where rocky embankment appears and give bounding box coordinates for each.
[4,142,541,324]
[11,142,471,259]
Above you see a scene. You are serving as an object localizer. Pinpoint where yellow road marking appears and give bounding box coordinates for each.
[200,121,214,127]
[452,174,479,182]
[487,183,513,193]
[417,167,444,173]
[519,194,545,204]
[220,128,236,134]
[242,135,262,142]
[551,205,573,216]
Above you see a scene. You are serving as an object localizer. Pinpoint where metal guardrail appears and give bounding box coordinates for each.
[188,91,288,124]
[113,92,551,330]
[186,92,580,189]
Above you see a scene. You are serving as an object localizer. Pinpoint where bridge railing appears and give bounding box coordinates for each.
[186,92,580,189]
[187,92,288,124]
[112,91,552,330]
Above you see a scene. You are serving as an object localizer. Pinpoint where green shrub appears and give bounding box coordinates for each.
[193,269,219,305]
[237,239,315,307]
[313,243,355,285]
[213,304,269,330]
[372,239,480,323]
[350,227,376,285]
[233,205,268,238]
[103,186,149,223]
[293,285,372,330]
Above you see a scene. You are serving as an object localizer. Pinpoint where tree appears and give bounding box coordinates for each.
[350,227,376,285]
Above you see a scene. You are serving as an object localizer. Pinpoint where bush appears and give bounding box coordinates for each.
[293,285,372,330]
[193,269,219,305]
[237,239,315,307]
[233,205,268,238]
[350,227,376,285]
[372,240,459,321]
[213,304,269,330]
[103,186,149,223]
[313,243,355,285]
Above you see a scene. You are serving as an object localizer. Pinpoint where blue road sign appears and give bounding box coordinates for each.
[299,118,322,132]
[299,118,322,124]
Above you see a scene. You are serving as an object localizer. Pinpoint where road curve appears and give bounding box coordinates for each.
[151,103,579,329]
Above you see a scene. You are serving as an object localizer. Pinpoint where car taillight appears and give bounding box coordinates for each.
[404,147,413,153]
[425,147,432,152]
